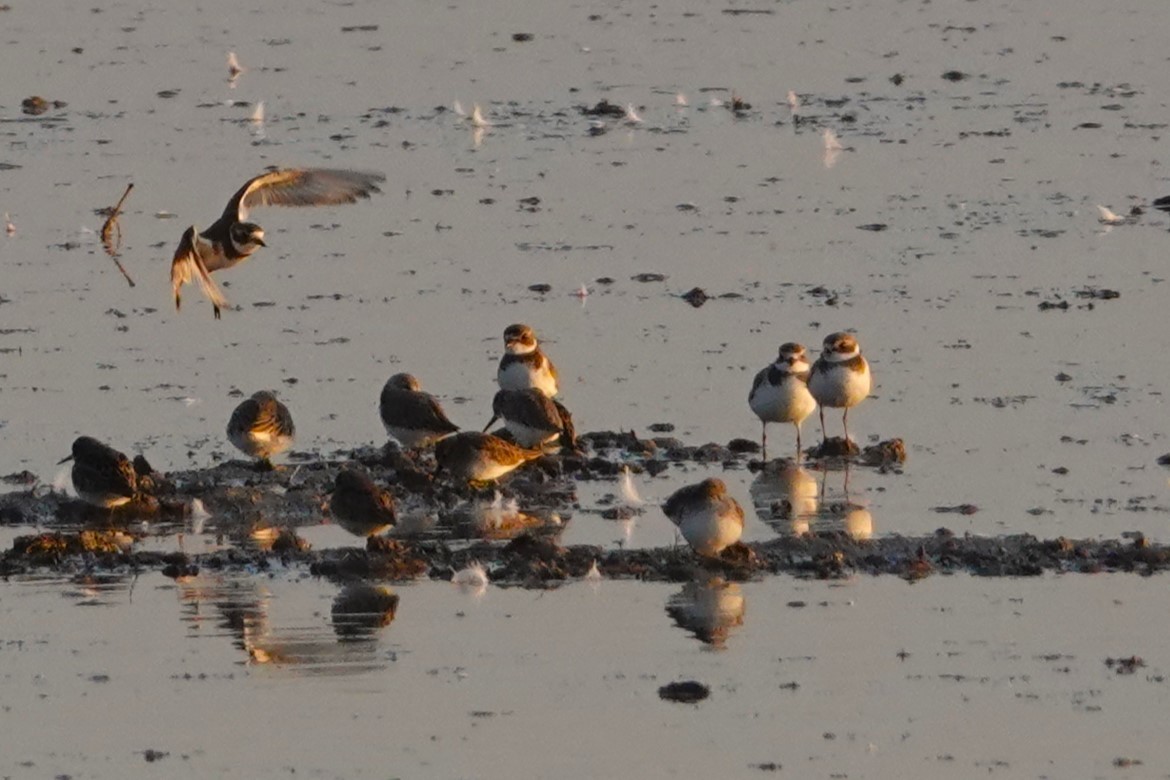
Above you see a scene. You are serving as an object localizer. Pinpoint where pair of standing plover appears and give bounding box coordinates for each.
[749,332,872,459]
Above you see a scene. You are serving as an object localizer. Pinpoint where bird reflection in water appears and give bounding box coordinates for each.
[176,574,397,674]
[665,579,746,650]
[750,460,875,540]
[331,583,400,642]
[750,459,819,536]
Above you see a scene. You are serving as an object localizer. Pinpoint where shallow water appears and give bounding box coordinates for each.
[3,572,1168,778]
[3,0,1170,774]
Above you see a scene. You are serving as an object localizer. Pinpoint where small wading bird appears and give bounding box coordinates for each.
[227,390,296,469]
[434,431,544,485]
[329,469,396,539]
[59,436,138,509]
[483,388,576,450]
[748,342,818,461]
[170,168,384,319]
[808,332,872,444]
[661,477,745,558]
[379,373,460,449]
[497,323,559,397]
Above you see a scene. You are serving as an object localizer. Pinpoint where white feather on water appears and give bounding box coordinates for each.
[620,466,642,506]
[189,498,211,535]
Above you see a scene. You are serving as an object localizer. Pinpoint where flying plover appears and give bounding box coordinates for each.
[170,167,384,318]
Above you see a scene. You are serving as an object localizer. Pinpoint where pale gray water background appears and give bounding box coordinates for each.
[3,0,1170,775]
[3,573,1169,778]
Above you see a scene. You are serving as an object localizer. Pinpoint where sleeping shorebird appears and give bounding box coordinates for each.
[378,373,460,449]
[434,431,544,485]
[329,469,396,539]
[661,477,745,557]
[483,388,576,450]
[170,167,384,319]
[748,342,818,461]
[227,390,296,469]
[59,436,137,508]
[497,323,559,397]
[807,332,872,444]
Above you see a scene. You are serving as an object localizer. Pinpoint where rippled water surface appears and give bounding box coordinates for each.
[3,0,1170,775]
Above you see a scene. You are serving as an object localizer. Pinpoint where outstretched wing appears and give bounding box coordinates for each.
[171,226,229,318]
[223,168,386,221]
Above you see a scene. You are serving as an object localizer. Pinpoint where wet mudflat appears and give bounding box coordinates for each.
[4,0,1170,775]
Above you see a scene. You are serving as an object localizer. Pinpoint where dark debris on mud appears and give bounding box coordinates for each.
[0,430,1165,586]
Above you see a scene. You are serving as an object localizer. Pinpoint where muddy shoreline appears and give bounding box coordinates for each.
[1,430,1161,585]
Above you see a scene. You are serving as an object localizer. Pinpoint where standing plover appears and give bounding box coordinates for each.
[378,373,460,449]
[227,390,296,469]
[661,477,745,557]
[497,324,559,397]
[808,332,871,444]
[483,388,575,449]
[434,431,544,484]
[329,469,396,538]
[748,342,817,460]
[170,168,384,319]
[59,436,137,508]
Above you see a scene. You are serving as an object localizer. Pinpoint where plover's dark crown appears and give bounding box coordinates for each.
[329,468,396,538]
[171,168,384,319]
[60,435,137,508]
[379,373,460,448]
[227,390,296,463]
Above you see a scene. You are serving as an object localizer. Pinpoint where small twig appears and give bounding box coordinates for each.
[100,183,135,287]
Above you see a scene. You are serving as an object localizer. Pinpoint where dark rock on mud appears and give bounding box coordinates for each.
[659,681,710,703]
[579,99,626,117]
[681,287,709,307]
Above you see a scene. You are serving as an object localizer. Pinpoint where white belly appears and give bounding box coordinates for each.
[230,429,293,459]
[808,362,871,409]
[498,362,557,397]
[750,376,817,424]
[677,506,742,556]
[505,420,559,448]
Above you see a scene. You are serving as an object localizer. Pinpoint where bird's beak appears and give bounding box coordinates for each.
[254,237,267,247]
[57,454,74,465]
[483,414,500,433]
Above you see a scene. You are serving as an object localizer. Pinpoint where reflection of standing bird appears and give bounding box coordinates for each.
[227,390,296,469]
[434,431,544,484]
[378,373,460,449]
[497,324,559,397]
[59,436,137,508]
[666,579,746,649]
[748,342,818,460]
[329,469,396,538]
[661,478,745,557]
[332,583,400,640]
[170,168,384,318]
[808,332,871,443]
[483,389,576,449]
